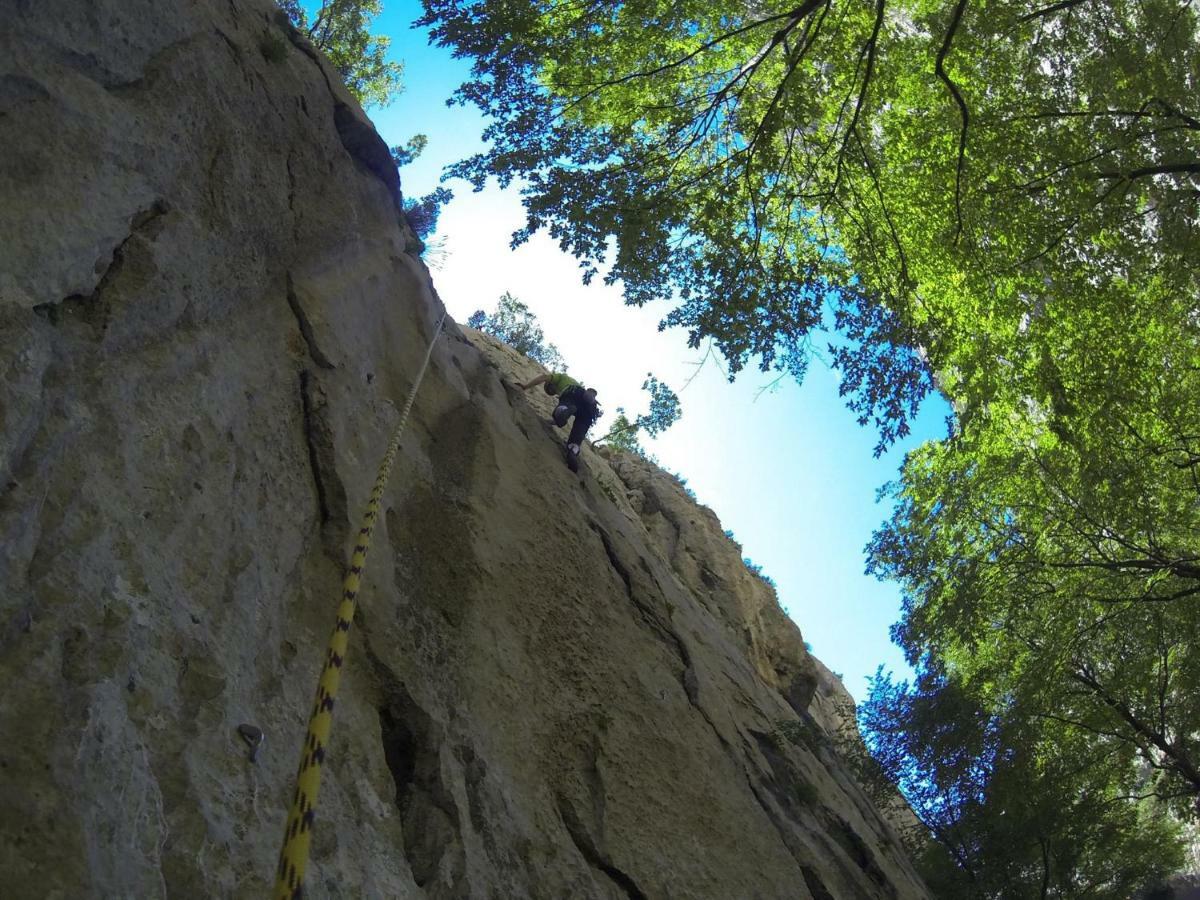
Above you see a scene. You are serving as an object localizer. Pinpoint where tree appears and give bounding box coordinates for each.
[467,292,567,370]
[417,0,1198,450]
[868,368,1200,818]
[403,186,453,241]
[601,410,642,454]
[281,1,407,107]
[595,374,682,452]
[861,668,1185,898]
[859,293,1200,883]
[390,134,428,167]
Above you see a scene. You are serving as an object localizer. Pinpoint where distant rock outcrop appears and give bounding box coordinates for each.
[0,1,928,896]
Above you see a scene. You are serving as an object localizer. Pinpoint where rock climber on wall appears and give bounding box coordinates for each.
[518,372,602,471]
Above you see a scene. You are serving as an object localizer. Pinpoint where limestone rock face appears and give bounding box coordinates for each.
[0,1,929,897]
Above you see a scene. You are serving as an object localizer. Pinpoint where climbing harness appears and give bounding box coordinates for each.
[273,311,446,899]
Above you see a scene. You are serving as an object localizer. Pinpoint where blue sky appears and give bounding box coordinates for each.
[347,2,949,702]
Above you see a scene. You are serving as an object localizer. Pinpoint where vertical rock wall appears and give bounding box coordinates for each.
[0,1,928,897]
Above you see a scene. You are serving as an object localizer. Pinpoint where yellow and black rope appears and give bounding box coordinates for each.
[274,312,445,899]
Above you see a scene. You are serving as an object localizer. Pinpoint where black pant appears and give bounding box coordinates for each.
[558,385,598,445]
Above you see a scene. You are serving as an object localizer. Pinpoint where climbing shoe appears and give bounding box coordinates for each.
[553,404,570,427]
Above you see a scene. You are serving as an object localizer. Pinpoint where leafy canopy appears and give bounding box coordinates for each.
[404,186,454,241]
[861,668,1185,899]
[418,0,1198,451]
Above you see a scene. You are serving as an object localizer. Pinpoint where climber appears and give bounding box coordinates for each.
[518,372,601,467]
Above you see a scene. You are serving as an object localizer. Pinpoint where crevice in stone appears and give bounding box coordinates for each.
[286,275,335,369]
[281,26,401,210]
[365,644,464,889]
[744,771,809,871]
[299,370,331,524]
[285,150,298,215]
[33,199,168,334]
[595,527,632,599]
[454,742,489,840]
[592,526,674,655]
[687,680,734,757]
[802,866,837,900]
[213,27,241,64]
[742,733,892,895]
[584,732,608,846]
[298,370,347,560]
[332,104,401,204]
[749,729,812,826]
[205,142,226,209]
[557,795,647,900]
[88,33,204,93]
[592,524,708,711]
[827,814,893,893]
[0,73,52,112]
[681,663,701,706]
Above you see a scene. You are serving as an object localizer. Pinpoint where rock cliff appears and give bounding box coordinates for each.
[0,1,928,897]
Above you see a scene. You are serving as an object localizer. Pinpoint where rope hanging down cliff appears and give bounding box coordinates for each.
[274,311,446,900]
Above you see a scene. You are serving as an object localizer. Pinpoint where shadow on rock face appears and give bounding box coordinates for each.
[371,657,465,891]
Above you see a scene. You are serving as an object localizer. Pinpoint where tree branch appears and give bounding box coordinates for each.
[1018,0,1092,23]
[1071,665,1200,792]
[935,0,971,243]
[831,0,886,198]
[559,3,825,101]
[1094,162,1200,181]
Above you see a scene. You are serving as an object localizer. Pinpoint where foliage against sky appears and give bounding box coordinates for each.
[419,0,1198,449]
[596,373,683,452]
[281,0,406,106]
[862,669,1185,897]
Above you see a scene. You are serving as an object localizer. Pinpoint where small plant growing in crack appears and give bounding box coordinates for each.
[774,717,824,753]
[793,777,819,806]
[259,30,288,64]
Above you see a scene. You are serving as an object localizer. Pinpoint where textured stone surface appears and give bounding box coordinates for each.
[0,1,928,897]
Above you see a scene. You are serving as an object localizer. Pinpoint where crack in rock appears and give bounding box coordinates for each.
[592,523,707,710]
[280,23,401,210]
[557,795,648,900]
[364,643,465,891]
[286,274,335,369]
[33,199,168,335]
[298,370,347,559]
[802,866,837,900]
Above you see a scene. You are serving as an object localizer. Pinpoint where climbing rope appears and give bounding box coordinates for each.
[273,311,446,899]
